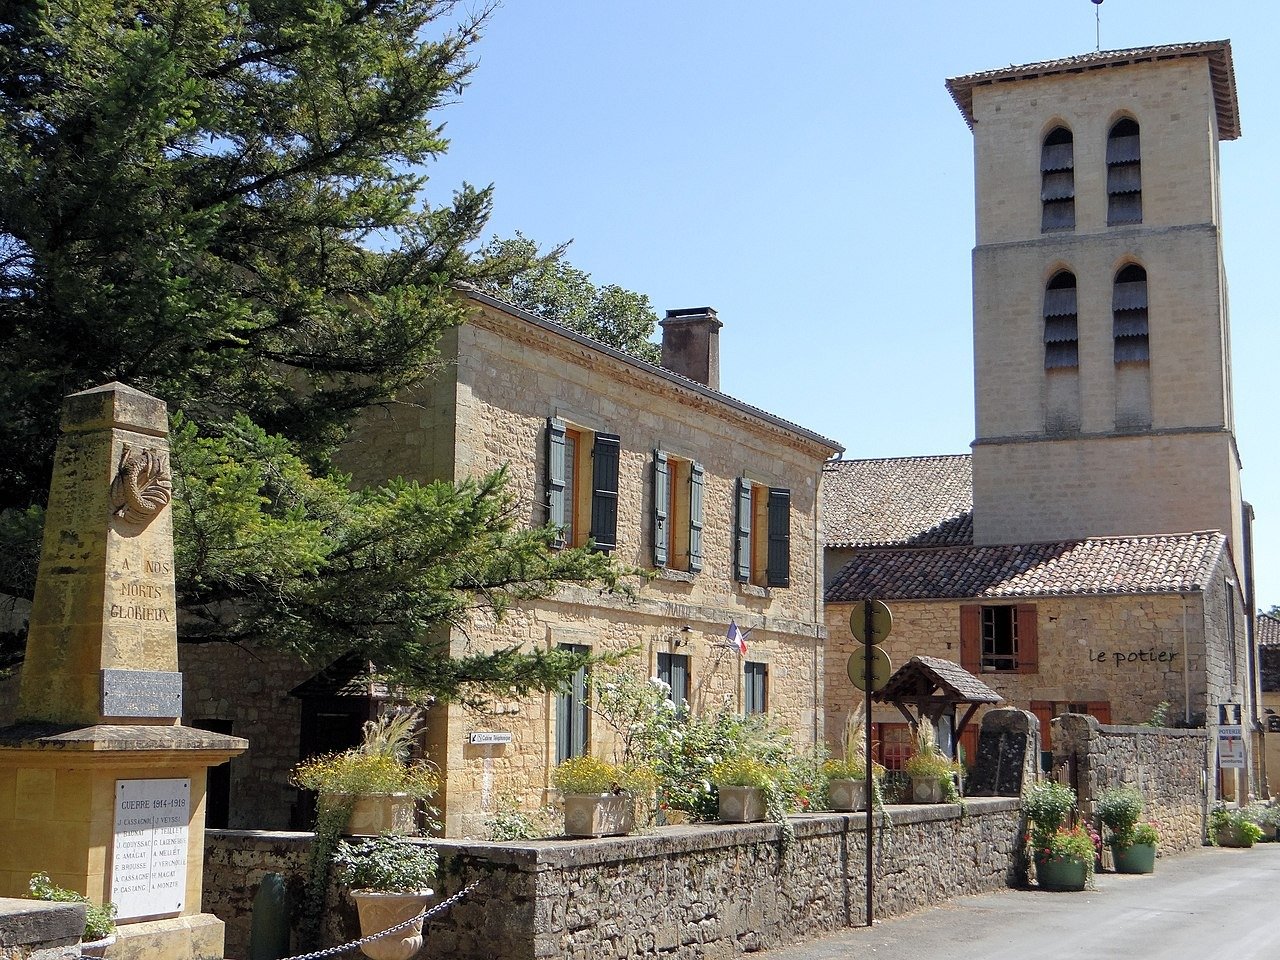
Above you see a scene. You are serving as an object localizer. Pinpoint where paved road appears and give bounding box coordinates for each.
[764,845,1280,960]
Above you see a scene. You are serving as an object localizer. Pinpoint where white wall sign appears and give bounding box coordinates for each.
[469,731,513,745]
[1218,726,1245,769]
[112,779,189,920]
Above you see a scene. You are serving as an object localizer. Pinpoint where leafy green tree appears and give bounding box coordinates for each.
[0,1,627,696]
[482,233,661,363]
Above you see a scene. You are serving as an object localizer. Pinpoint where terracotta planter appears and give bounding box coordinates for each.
[341,794,418,836]
[717,785,767,823]
[911,776,945,804]
[1035,854,1088,891]
[1111,841,1156,874]
[563,792,635,837]
[828,778,868,812]
[350,889,432,960]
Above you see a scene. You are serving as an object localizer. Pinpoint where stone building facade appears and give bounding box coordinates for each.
[174,293,840,836]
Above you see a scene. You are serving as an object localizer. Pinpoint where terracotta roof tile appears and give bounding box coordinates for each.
[822,456,973,549]
[826,531,1227,602]
[1258,613,1280,649]
[876,656,1003,705]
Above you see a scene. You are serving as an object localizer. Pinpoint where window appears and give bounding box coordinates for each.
[872,722,913,771]
[652,451,704,572]
[744,661,768,714]
[657,652,690,707]
[1113,264,1149,363]
[1107,118,1142,225]
[960,604,1038,674]
[547,418,619,552]
[734,478,790,587]
[555,643,590,764]
[1043,271,1078,369]
[1041,126,1075,231]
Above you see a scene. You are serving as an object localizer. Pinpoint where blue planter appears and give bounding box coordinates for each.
[1112,841,1156,874]
[1035,853,1088,891]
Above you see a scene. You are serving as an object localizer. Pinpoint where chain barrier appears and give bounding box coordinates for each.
[280,881,481,960]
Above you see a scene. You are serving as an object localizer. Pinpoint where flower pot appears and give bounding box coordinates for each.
[1035,853,1089,891]
[1111,841,1156,874]
[828,778,868,812]
[718,785,767,823]
[350,889,432,960]
[80,935,116,958]
[911,776,944,804]
[563,792,635,837]
[342,793,418,836]
[1215,825,1255,848]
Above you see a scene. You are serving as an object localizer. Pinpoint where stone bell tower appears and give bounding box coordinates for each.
[947,41,1246,580]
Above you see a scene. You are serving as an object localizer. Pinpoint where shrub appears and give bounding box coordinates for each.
[1096,786,1146,848]
[552,756,627,795]
[28,873,116,942]
[332,835,438,892]
[1024,781,1076,850]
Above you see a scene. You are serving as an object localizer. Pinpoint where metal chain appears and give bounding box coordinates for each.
[280,881,480,960]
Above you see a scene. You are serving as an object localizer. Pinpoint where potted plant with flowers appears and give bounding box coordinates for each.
[822,705,884,812]
[1210,803,1264,848]
[551,755,652,837]
[1024,780,1091,891]
[710,756,787,824]
[1096,786,1159,873]
[903,722,963,804]
[332,834,438,960]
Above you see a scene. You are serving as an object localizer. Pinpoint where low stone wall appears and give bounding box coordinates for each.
[1051,714,1210,852]
[0,898,82,960]
[206,799,1022,960]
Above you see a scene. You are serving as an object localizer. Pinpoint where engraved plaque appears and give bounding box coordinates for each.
[112,779,189,920]
[102,669,183,718]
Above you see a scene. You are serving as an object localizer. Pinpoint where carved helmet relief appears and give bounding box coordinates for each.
[110,443,173,524]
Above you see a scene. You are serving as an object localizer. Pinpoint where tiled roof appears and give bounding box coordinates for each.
[946,40,1240,141]
[822,456,973,549]
[1259,613,1280,649]
[876,656,1003,705]
[826,531,1227,603]
[462,286,843,455]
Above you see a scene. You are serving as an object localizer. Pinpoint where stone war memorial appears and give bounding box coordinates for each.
[0,382,246,960]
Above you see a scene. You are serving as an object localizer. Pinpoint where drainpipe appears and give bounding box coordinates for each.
[812,462,823,749]
[1182,595,1191,725]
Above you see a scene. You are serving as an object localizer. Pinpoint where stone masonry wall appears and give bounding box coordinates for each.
[205,800,1022,960]
[1051,713,1209,852]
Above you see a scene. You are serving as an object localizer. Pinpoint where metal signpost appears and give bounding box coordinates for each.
[847,599,892,927]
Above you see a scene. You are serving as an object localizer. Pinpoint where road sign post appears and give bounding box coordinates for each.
[849,599,892,927]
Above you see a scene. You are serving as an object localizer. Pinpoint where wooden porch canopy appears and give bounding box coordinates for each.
[871,655,1002,755]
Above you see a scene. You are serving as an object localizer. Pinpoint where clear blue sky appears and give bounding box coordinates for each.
[425,1,1280,611]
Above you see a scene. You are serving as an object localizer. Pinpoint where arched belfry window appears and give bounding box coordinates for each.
[1113,264,1149,363]
[1107,118,1142,225]
[1044,271,1078,368]
[1041,127,1075,231]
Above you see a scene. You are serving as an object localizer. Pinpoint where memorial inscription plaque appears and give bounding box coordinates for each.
[102,669,183,718]
[111,778,189,920]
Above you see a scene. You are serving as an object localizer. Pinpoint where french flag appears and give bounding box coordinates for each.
[727,620,749,655]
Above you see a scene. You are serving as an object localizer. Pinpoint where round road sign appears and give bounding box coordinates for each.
[849,599,893,645]
[847,647,892,692]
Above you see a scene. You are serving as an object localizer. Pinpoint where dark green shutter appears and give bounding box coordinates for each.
[589,434,620,552]
[546,418,567,545]
[657,652,689,707]
[688,461,704,573]
[652,450,669,567]
[745,661,768,714]
[555,644,590,763]
[766,487,791,587]
[734,477,752,582]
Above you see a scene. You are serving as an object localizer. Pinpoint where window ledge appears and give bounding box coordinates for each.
[656,567,696,583]
[736,582,770,599]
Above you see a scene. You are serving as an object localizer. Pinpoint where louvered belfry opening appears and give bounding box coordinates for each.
[1107,118,1143,225]
[1112,264,1149,363]
[1043,270,1079,369]
[1041,126,1075,231]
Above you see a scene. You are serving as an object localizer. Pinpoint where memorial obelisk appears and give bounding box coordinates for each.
[0,383,246,960]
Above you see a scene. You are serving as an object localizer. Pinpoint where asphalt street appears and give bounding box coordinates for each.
[762,845,1280,960]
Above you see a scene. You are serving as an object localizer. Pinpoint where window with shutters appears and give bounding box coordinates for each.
[658,652,690,708]
[1107,117,1142,225]
[960,604,1038,674]
[555,643,591,764]
[1041,126,1075,232]
[547,418,620,553]
[734,478,791,588]
[744,661,768,714]
[1044,271,1078,369]
[652,451,704,573]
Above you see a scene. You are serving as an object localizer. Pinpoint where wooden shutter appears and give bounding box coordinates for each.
[1030,700,1054,751]
[1087,701,1112,724]
[1016,604,1039,674]
[652,450,669,567]
[733,477,751,582]
[958,726,980,771]
[766,488,791,587]
[556,644,590,763]
[960,604,981,673]
[546,418,567,545]
[589,433,620,552]
[688,461,704,573]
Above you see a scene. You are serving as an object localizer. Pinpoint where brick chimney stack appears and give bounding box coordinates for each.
[659,307,722,390]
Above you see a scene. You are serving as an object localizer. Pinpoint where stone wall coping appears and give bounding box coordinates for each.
[1098,723,1209,739]
[0,898,84,948]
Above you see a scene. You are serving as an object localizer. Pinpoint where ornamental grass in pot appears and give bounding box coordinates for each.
[902,722,963,804]
[823,703,885,812]
[333,834,438,960]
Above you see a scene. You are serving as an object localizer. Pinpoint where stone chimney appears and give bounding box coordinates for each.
[660,307,722,390]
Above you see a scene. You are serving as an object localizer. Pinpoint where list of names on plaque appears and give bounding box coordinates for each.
[111,779,189,920]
